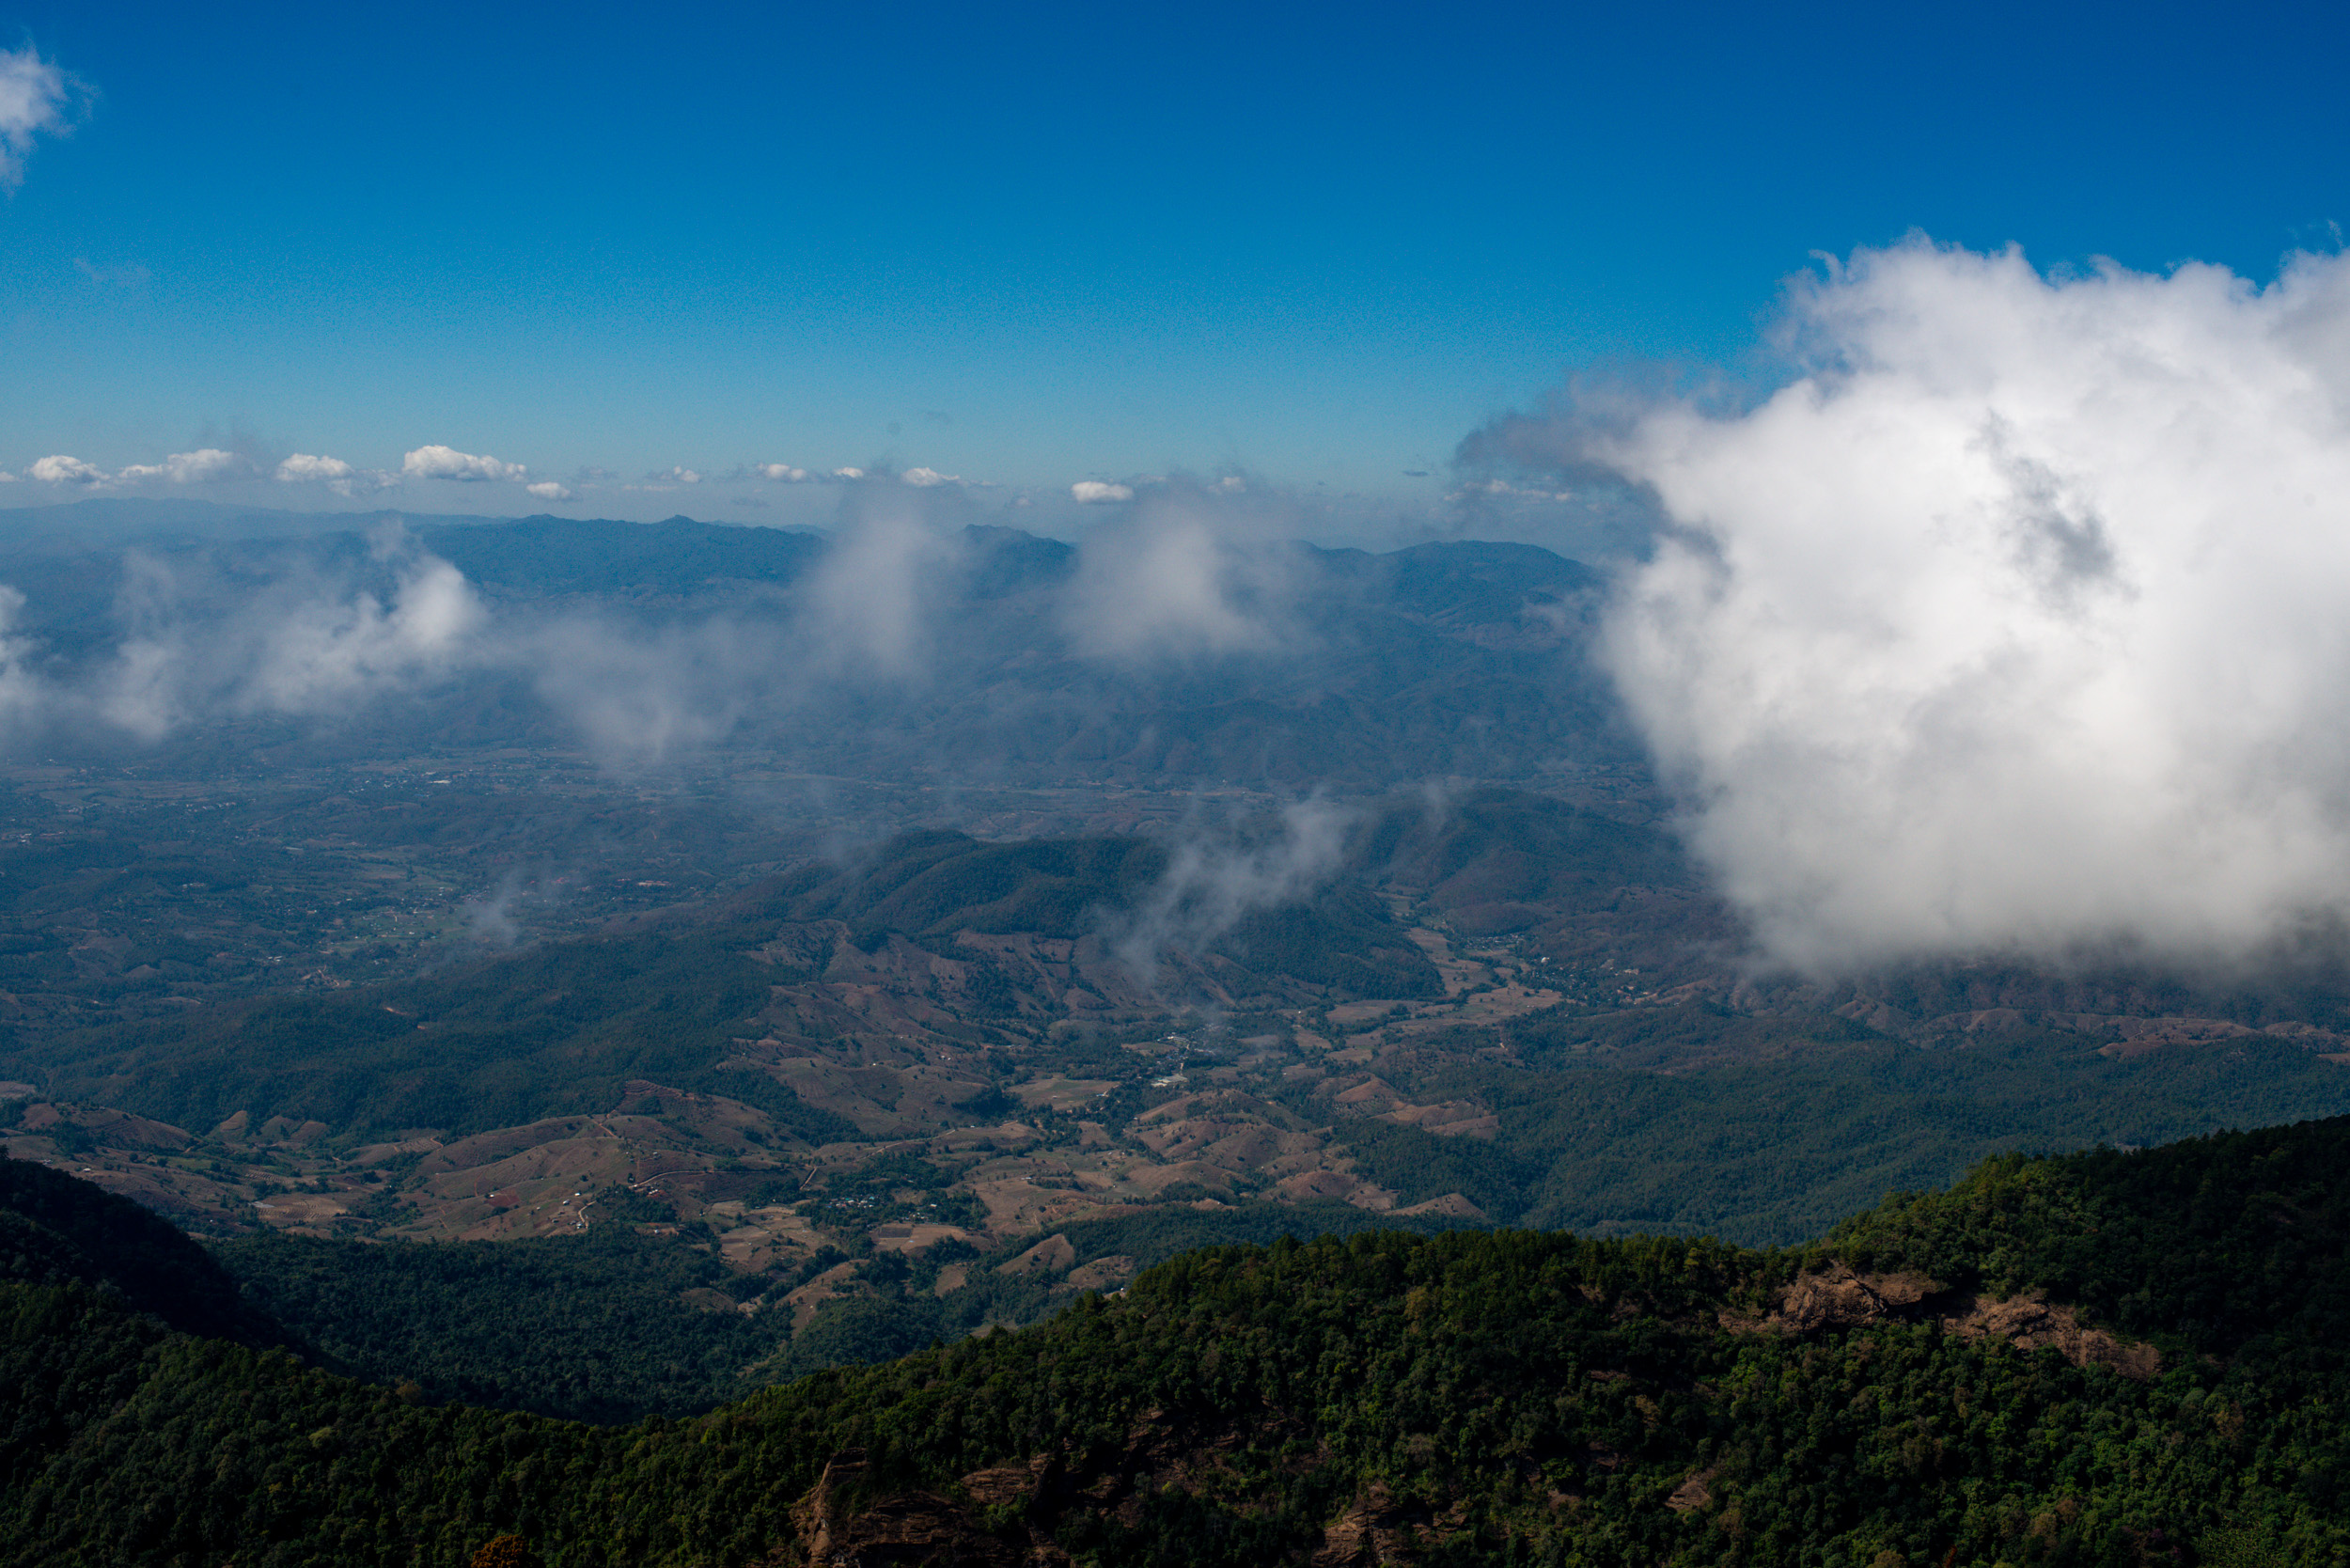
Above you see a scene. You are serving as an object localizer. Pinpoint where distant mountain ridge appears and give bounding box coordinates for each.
[0,509,1632,789]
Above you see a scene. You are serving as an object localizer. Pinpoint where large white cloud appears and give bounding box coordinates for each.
[1538,238,2350,974]
[0,47,76,189]
[1072,480,1134,504]
[28,455,105,485]
[402,445,525,482]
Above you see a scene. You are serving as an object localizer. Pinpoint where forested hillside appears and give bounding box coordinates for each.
[6,1119,2350,1565]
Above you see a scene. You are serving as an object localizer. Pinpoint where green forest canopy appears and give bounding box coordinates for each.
[5,1117,2350,1564]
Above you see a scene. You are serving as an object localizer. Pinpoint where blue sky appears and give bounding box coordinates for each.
[1,0,2343,528]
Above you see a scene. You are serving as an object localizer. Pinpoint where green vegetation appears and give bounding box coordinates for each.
[1355,785,1694,930]
[0,1153,278,1346]
[20,920,853,1144]
[12,823,1455,1144]
[1215,885,1443,997]
[207,1194,1483,1427]
[212,1219,794,1424]
[9,1120,2350,1562]
[757,830,1169,942]
[772,1198,1491,1387]
[763,827,1442,996]
[1334,1011,2350,1244]
[1830,1119,2350,1356]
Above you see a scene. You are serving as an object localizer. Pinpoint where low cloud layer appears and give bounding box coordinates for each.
[1485,238,2350,974]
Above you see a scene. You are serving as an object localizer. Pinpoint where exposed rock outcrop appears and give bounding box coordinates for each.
[1941,1290,2160,1380]
[1727,1264,2159,1380]
[1762,1264,1940,1332]
[783,1450,1051,1567]
[1310,1483,1466,1567]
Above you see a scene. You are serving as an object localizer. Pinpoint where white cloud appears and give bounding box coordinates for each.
[1472,477,1571,500]
[0,586,51,731]
[901,466,958,487]
[275,454,354,483]
[526,481,573,501]
[519,615,768,765]
[654,465,701,485]
[275,454,394,497]
[0,47,78,190]
[833,467,866,479]
[0,471,15,483]
[244,555,485,713]
[1111,798,1354,982]
[757,463,809,482]
[118,448,253,484]
[101,541,491,737]
[1072,480,1134,504]
[1063,494,1294,661]
[801,493,961,679]
[1555,238,2350,974]
[28,455,105,485]
[402,445,525,482]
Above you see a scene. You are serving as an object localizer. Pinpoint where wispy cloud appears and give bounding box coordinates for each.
[118,448,255,484]
[800,486,962,679]
[1112,798,1355,983]
[0,46,82,190]
[71,258,149,290]
[1063,485,1300,661]
[97,531,491,740]
[276,453,396,497]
